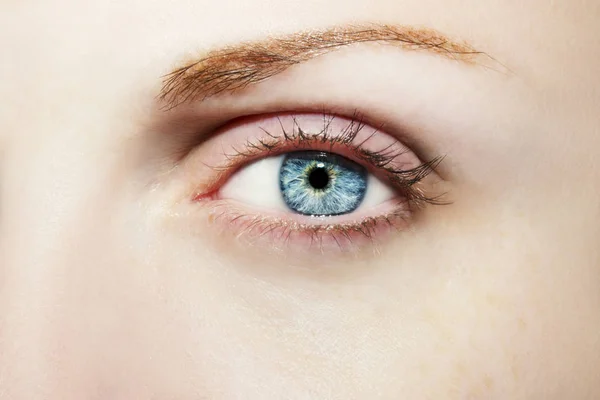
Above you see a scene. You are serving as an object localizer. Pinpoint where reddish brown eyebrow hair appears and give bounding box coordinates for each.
[159,24,488,108]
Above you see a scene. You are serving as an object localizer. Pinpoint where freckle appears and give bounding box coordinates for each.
[208,213,215,224]
[510,360,520,383]
[485,293,504,309]
[455,362,466,377]
[517,317,527,331]
[483,375,494,389]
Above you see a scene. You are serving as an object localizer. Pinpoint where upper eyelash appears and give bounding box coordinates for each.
[216,112,447,206]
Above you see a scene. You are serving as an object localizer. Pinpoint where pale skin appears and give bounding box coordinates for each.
[1,0,600,398]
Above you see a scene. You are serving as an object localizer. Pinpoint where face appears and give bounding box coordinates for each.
[1,0,599,398]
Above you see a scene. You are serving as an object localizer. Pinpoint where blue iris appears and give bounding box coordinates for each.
[279,151,368,216]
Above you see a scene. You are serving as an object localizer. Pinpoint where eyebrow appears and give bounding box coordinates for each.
[159,24,489,108]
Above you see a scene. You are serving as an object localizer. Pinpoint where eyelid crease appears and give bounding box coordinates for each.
[159,23,499,108]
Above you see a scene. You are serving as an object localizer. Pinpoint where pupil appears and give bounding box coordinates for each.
[308,167,329,190]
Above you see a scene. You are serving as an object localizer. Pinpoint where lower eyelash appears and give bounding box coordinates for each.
[203,198,415,255]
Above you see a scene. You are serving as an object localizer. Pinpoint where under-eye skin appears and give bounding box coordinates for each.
[190,113,444,253]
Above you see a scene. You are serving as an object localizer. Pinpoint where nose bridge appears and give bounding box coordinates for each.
[1,142,63,396]
[1,131,97,276]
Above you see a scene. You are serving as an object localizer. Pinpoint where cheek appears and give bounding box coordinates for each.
[111,178,600,400]
[406,200,600,396]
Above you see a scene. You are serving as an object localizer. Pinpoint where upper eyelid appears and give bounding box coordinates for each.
[206,113,400,167]
[164,106,424,161]
[206,110,438,174]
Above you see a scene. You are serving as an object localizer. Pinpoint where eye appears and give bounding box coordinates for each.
[221,151,395,216]
[191,113,444,254]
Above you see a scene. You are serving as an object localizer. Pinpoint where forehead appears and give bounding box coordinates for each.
[0,0,598,145]
[3,0,598,72]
